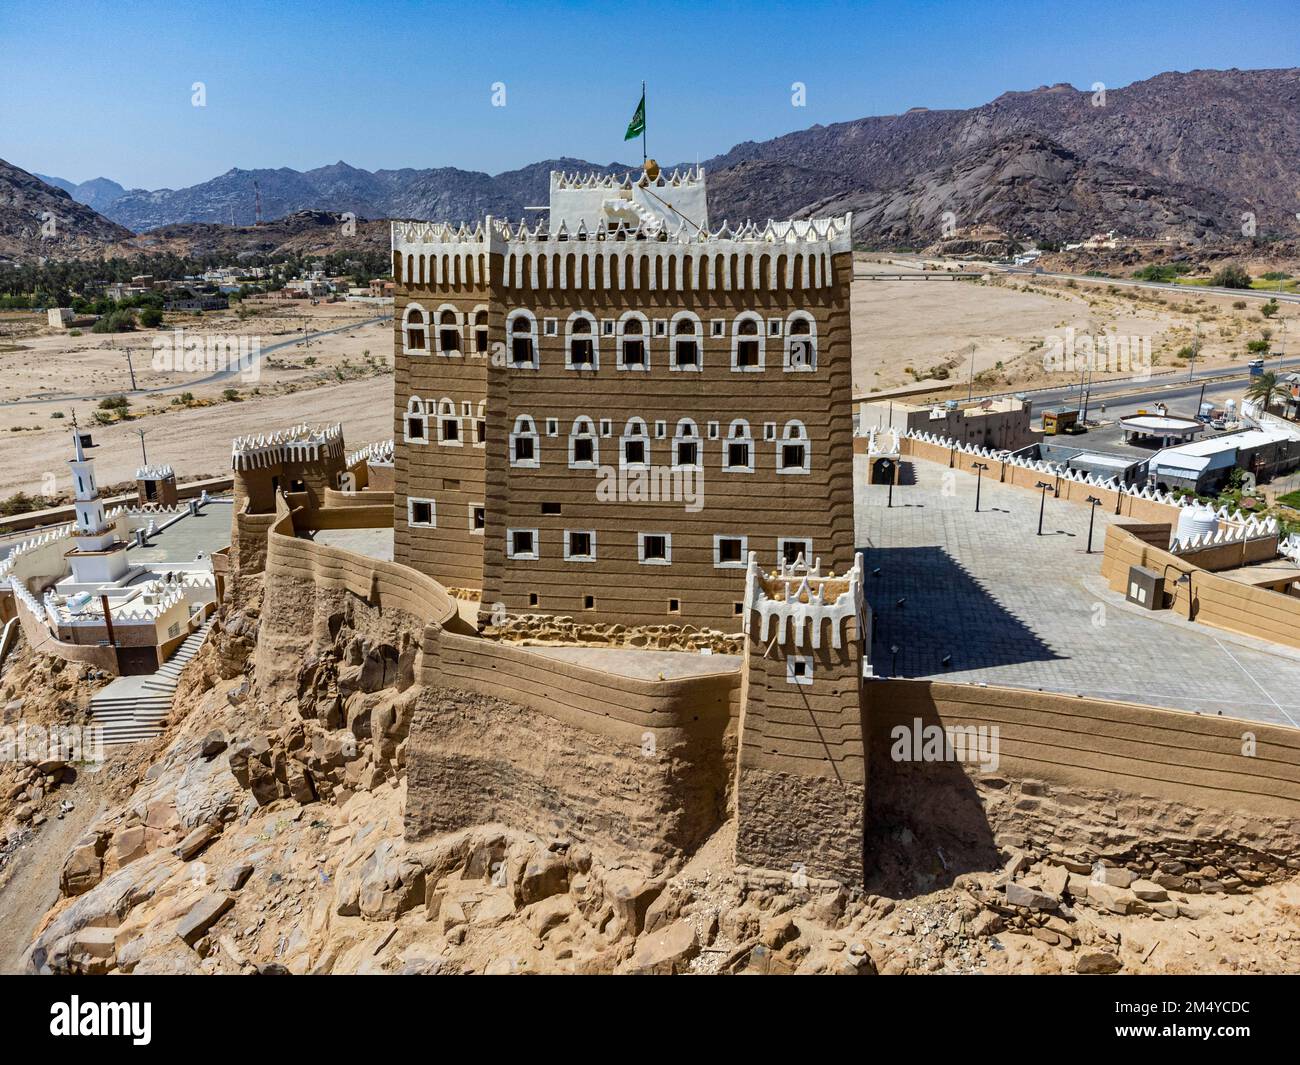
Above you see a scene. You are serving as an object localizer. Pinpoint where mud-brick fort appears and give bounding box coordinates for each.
[222,164,1300,892]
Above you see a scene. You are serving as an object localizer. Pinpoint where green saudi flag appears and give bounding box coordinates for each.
[624,89,645,141]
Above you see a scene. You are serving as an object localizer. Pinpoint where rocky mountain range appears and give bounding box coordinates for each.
[0,159,134,263]
[8,66,1300,261]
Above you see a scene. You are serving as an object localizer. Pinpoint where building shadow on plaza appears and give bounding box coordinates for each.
[861,545,1063,677]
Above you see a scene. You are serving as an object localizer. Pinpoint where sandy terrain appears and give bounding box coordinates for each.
[852,257,1298,397]
[0,302,392,501]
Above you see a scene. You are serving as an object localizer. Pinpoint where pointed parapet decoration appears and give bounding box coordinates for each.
[743,551,865,651]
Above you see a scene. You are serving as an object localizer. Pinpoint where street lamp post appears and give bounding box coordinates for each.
[972,461,988,512]
[1035,480,1054,536]
[1085,494,1102,553]
[890,644,899,677]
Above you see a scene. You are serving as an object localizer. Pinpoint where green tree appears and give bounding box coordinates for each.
[1246,371,1288,414]
[1211,263,1252,289]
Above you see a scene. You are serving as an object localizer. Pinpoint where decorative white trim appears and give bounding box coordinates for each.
[786,654,814,686]
[723,419,755,473]
[402,301,429,355]
[620,418,651,469]
[568,417,599,469]
[564,310,600,371]
[507,309,539,369]
[784,312,817,372]
[407,497,436,528]
[777,420,811,474]
[637,531,672,565]
[506,527,539,560]
[468,502,485,535]
[713,533,748,568]
[563,529,597,562]
[731,311,766,372]
[509,415,540,468]
[404,397,429,444]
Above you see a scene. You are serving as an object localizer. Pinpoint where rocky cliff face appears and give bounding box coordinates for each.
[0,159,133,263]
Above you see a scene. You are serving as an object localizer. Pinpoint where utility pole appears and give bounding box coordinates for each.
[134,428,148,466]
[966,343,977,403]
[124,347,138,391]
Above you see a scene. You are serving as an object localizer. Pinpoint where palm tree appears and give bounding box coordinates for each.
[1246,370,1290,416]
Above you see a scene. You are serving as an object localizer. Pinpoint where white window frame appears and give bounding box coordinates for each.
[638,531,672,566]
[713,533,748,569]
[668,310,702,372]
[545,417,559,437]
[786,654,814,686]
[617,311,650,372]
[784,312,817,372]
[472,400,486,449]
[710,318,726,338]
[506,527,539,561]
[468,502,485,535]
[402,301,429,356]
[404,396,429,444]
[568,417,599,469]
[599,418,612,438]
[777,537,813,569]
[437,398,462,447]
[543,317,558,337]
[509,415,540,469]
[671,419,702,472]
[470,304,489,357]
[723,419,754,473]
[731,311,766,373]
[408,496,436,528]
[434,304,464,358]
[778,420,811,475]
[565,310,600,372]
[507,310,539,370]
[563,529,597,562]
[620,418,651,470]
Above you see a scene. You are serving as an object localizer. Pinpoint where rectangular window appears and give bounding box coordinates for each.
[475,328,488,353]
[513,436,535,462]
[768,318,783,337]
[714,535,746,568]
[407,416,425,440]
[439,328,459,353]
[507,528,538,560]
[764,423,777,441]
[674,340,699,368]
[624,439,646,465]
[541,501,562,515]
[786,654,814,686]
[469,504,485,533]
[778,538,812,568]
[546,418,559,437]
[512,336,534,365]
[654,420,667,439]
[707,421,719,440]
[622,339,645,367]
[781,443,807,471]
[736,340,759,367]
[676,441,698,467]
[599,419,612,437]
[565,530,596,561]
[727,442,750,469]
[711,319,725,337]
[544,318,558,336]
[441,418,459,442]
[476,419,486,444]
[573,437,594,463]
[570,338,594,366]
[406,327,426,351]
[639,533,670,565]
[408,498,436,527]
[653,319,667,337]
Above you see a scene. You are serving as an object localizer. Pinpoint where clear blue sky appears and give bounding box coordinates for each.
[4,0,1296,190]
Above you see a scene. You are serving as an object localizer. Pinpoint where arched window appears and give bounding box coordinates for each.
[509,415,539,468]
[403,304,427,353]
[566,313,598,370]
[437,398,461,446]
[620,417,650,468]
[778,420,811,474]
[473,308,489,354]
[732,313,765,371]
[404,396,428,443]
[437,308,462,355]
[619,315,648,370]
[671,314,700,370]
[785,313,817,371]
[569,417,599,468]
[723,419,753,473]
[508,311,537,369]
[672,418,701,470]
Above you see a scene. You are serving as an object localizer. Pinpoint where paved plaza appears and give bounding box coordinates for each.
[855,455,1300,728]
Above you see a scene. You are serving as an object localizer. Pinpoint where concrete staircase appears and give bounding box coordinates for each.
[89,619,213,747]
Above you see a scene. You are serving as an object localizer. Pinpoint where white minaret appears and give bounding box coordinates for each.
[67,426,130,584]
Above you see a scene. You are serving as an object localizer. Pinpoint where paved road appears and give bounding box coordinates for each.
[996,264,1300,305]
[0,313,392,410]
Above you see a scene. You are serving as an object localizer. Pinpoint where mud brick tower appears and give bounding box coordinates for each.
[391,165,856,631]
[735,551,869,885]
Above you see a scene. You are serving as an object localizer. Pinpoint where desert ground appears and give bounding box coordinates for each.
[0,301,393,501]
[0,267,1294,503]
[852,257,1297,398]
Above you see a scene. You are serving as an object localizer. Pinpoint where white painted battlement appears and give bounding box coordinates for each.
[232,422,344,471]
[743,551,866,651]
[348,439,394,469]
[136,464,175,481]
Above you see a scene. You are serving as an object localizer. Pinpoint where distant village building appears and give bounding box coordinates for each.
[860,395,1037,452]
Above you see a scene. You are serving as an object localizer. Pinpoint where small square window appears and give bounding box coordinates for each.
[407,416,425,440]
[566,530,595,561]
[461,401,472,416]
[513,436,535,462]
[584,595,595,609]
[508,528,538,560]
[768,318,783,337]
[779,538,812,568]
[716,537,744,566]
[409,498,435,527]
[654,420,667,439]
[544,318,558,336]
[601,319,616,336]
[542,501,561,515]
[707,421,720,440]
[469,504,485,532]
[787,655,813,685]
[639,533,670,564]
[546,418,559,437]
[599,419,612,437]
[782,443,807,471]
[734,602,744,615]
[625,439,646,465]
[676,441,698,466]
[573,437,594,464]
[727,442,751,470]
[674,340,699,368]
[668,598,680,614]
[653,319,668,337]
[711,319,725,337]
[764,423,777,441]
[529,592,539,607]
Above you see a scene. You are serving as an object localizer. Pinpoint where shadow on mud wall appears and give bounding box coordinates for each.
[864,682,1000,899]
